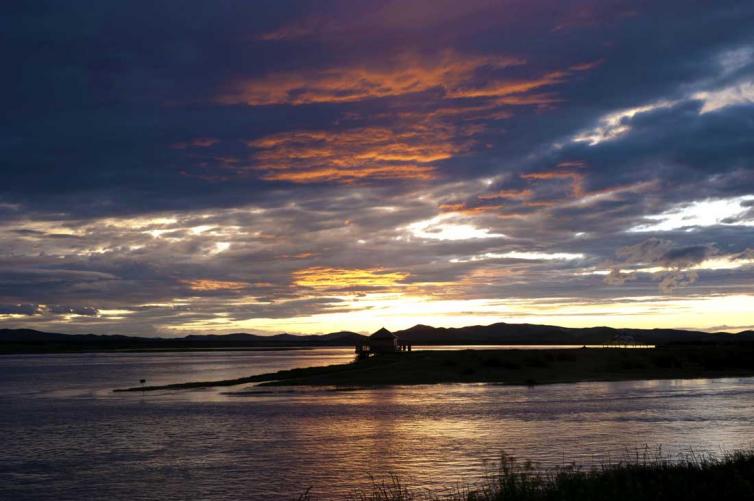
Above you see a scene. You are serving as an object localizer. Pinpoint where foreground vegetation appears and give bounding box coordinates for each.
[115,344,754,392]
[308,450,754,501]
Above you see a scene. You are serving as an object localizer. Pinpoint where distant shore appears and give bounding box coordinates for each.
[114,345,754,392]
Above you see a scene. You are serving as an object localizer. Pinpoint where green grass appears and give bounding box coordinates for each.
[298,450,754,501]
[114,345,754,392]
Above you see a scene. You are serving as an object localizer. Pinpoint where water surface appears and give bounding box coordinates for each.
[1,348,753,500]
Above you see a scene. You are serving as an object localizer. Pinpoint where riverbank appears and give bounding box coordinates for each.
[115,345,754,392]
[308,450,754,501]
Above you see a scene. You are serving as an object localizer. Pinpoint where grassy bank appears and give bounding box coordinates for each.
[310,450,754,501]
[115,345,754,392]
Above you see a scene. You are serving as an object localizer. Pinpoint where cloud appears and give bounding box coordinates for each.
[47,305,99,316]
[572,100,676,145]
[2,2,754,334]
[521,170,586,198]
[478,189,535,201]
[0,304,42,316]
[603,268,637,286]
[292,267,408,290]
[630,195,754,232]
[439,203,504,215]
[247,124,461,183]
[0,304,98,317]
[181,279,249,291]
[695,81,754,114]
[657,271,699,292]
[615,237,675,264]
[404,214,506,241]
[218,50,527,106]
[606,238,720,292]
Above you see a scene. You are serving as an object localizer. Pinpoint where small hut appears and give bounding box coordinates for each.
[369,327,399,354]
[354,327,412,357]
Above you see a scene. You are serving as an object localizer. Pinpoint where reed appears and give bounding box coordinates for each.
[298,449,754,501]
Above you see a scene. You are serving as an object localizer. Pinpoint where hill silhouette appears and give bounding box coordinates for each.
[0,328,365,353]
[393,323,754,345]
[1,323,752,353]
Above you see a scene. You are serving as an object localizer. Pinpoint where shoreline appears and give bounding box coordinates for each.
[114,345,754,392]
[298,450,754,500]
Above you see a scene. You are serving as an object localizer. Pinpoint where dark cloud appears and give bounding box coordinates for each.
[46,305,99,316]
[605,238,721,292]
[0,304,42,316]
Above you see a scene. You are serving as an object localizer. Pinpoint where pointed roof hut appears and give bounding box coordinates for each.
[370,327,397,340]
[368,327,399,353]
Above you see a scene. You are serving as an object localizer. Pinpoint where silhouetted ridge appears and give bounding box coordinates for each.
[1,323,752,354]
[0,329,365,353]
[393,322,754,346]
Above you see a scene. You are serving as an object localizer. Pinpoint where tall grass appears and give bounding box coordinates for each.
[298,449,754,500]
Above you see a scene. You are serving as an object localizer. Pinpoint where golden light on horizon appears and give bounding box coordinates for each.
[173,293,754,336]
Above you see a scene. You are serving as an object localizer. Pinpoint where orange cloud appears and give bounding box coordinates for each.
[218,51,524,106]
[210,51,601,184]
[293,267,408,289]
[445,71,567,101]
[248,123,465,183]
[211,51,602,185]
[182,279,247,291]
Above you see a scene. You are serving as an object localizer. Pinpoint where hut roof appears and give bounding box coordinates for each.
[370,327,397,339]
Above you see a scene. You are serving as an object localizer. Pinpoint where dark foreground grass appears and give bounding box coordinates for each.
[115,344,754,392]
[301,451,754,501]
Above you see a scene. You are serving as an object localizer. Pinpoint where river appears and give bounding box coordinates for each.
[1,348,753,499]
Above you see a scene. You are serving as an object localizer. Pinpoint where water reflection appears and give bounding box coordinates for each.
[0,349,752,500]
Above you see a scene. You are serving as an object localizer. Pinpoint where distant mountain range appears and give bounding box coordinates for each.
[395,324,754,346]
[0,328,366,353]
[1,323,752,353]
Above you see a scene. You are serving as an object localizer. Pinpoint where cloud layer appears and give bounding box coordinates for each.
[1,1,753,335]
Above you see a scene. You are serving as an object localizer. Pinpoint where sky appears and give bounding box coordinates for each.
[1,1,754,336]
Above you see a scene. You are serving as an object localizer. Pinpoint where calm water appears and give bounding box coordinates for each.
[1,348,753,500]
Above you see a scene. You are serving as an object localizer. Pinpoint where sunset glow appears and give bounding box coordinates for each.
[1,1,753,336]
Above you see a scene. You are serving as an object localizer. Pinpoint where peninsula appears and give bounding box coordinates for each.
[115,344,754,392]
